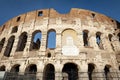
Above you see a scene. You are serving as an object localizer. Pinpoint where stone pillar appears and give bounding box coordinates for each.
[96,66,106,80]
[111,36,120,52]
[36,62,44,80]
[39,31,47,56]
[78,61,88,80]
[101,35,112,51]
[55,32,62,55]
[19,62,26,74]
[77,32,84,47]
[55,61,63,80]
[89,35,99,50]
[23,33,32,57]
[5,62,11,72]
[93,69,105,80]
[9,35,19,57]
[109,69,119,80]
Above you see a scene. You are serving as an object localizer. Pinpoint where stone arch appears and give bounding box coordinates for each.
[96,32,104,49]
[88,63,96,80]
[108,34,113,42]
[25,64,37,80]
[83,29,89,46]
[0,65,5,71]
[104,64,112,80]
[62,28,78,45]
[62,62,79,80]
[30,30,42,50]
[16,32,27,51]
[4,35,15,57]
[10,64,20,72]
[46,29,56,49]
[108,34,115,51]
[25,64,37,73]
[62,29,79,56]
[43,63,55,80]
[0,38,5,52]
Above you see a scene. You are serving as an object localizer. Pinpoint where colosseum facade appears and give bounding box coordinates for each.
[0,8,120,80]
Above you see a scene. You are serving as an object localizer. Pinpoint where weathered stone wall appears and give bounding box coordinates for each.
[0,8,120,79]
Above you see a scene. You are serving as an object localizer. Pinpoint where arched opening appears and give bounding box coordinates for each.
[108,34,113,42]
[108,34,115,51]
[0,38,5,52]
[88,63,95,80]
[30,30,42,50]
[10,64,20,73]
[62,29,79,56]
[9,64,20,79]
[11,26,18,33]
[16,16,21,22]
[117,33,120,42]
[104,65,111,80]
[43,64,55,80]
[83,30,89,46]
[16,32,27,51]
[25,64,37,80]
[25,64,37,74]
[96,32,103,49]
[0,65,5,71]
[4,36,15,57]
[62,63,78,80]
[47,29,56,49]
[47,52,51,58]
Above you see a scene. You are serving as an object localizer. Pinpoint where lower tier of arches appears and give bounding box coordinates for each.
[0,60,120,80]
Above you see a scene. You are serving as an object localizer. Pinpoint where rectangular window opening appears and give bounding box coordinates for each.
[38,11,43,16]
[16,16,21,22]
[11,26,18,33]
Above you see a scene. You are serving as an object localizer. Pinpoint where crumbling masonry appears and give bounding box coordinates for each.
[0,8,120,80]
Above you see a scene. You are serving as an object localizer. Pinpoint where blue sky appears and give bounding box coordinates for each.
[0,0,120,26]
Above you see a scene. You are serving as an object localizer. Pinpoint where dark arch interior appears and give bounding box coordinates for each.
[25,64,37,74]
[83,30,89,46]
[43,64,55,80]
[16,32,27,51]
[4,36,15,57]
[0,65,5,71]
[88,64,95,80]
[108,34,112,41]
[62,63,78,80]
[104,65,111,79]
[10,65,20,72]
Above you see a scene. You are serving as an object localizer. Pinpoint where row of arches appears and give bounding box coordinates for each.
[1,29,56,57]
[0,29,120,57]
[0,63,117,80]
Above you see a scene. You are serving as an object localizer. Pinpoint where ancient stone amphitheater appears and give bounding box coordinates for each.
[0,8,120,80]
